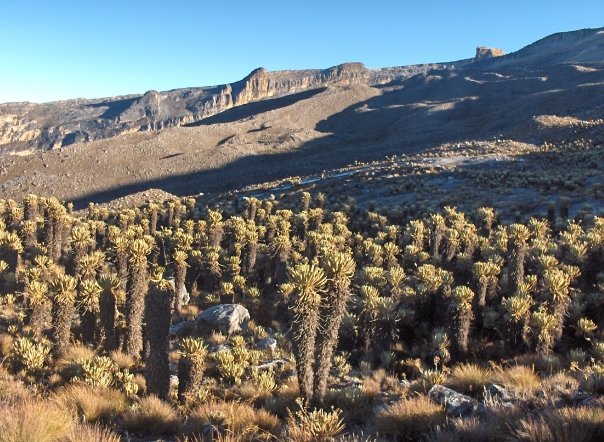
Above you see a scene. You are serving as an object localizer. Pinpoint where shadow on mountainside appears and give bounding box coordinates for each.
[69,63,604,209]
[184,88,327,126]
[88,98,139,119]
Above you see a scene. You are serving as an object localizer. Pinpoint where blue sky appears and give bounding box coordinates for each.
[1,1,602,103]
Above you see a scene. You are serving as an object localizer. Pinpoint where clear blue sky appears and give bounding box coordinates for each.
[1,1,602,103]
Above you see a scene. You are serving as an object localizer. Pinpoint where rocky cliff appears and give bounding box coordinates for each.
[474,46,505,61]
[2,26,603,152]
[0,62,444,152]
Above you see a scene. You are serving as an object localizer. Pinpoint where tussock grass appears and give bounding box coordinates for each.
[540,372,579,396]
[513,407,604,442]
[430,417,490,442]
[123,395,179,435]
[0,334,13,358]
[494,365,540,396]
[0,368,30,405]
[62,424,121,442]
[0,400,73,442]
[56,344,95,367]
[263,375,299,418]
[53,383,128,424]
[374,395,446,439]
[579,369,604,395]
[109,350,135,370]
[183,400,281,440]
[323,386,375,426]
[181,304,200,320]
[362,368,403,398]
[446,363,494,396]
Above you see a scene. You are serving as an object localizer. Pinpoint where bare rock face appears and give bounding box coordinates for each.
[0,113,41,145]
[474,46,505,61]
[0,62,432,152]
[195,304,250,336]
[2,27,602,153]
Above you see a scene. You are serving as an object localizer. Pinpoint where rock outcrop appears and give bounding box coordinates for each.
[474,46,505,61]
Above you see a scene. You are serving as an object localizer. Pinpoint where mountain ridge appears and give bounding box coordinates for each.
[3,26,601,153]
[0,61,448,151]
[0,26,603,205]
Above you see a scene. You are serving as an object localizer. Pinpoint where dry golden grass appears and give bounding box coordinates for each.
[181,304,200,320]
[374,395,446,439]
[62,424,121,442]
[53,383,128,424]
[109,350,135,370]
[0,368,30,405]
[262,374,299,418]
[123,395,179,435]
[179,430,269,442]
[209,332,228,345]
[540,372,579,396]
[0,334,13,358]
[446,363,494,396]
[430,417,488,442]
[513,407,604,442]
[362,369,404,398]
[494,365,540,396]
[183,400,281,441]
[0,400,73,442]
[56,344,95,366]
[133,373,147,393]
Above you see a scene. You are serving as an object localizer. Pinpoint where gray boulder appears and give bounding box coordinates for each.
[256,359,288,371]
[195,304,250,336]
[169,320,195,337]
[257,337,277,352]
[487,383,511,401]
[429,384,479,417]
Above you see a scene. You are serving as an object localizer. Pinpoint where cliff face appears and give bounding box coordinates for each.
[2,27,602,152]
[474,46,505,61]
[0,62,428,152]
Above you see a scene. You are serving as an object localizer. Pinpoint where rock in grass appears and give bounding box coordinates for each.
[256,359,288,371]
[429,384,479,417]
[195,304,250,336]
[257,337,277,352]
[487,383,511,401]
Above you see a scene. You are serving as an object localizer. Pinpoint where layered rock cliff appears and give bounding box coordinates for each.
[0,62,443,152]
[2,26,602,152]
